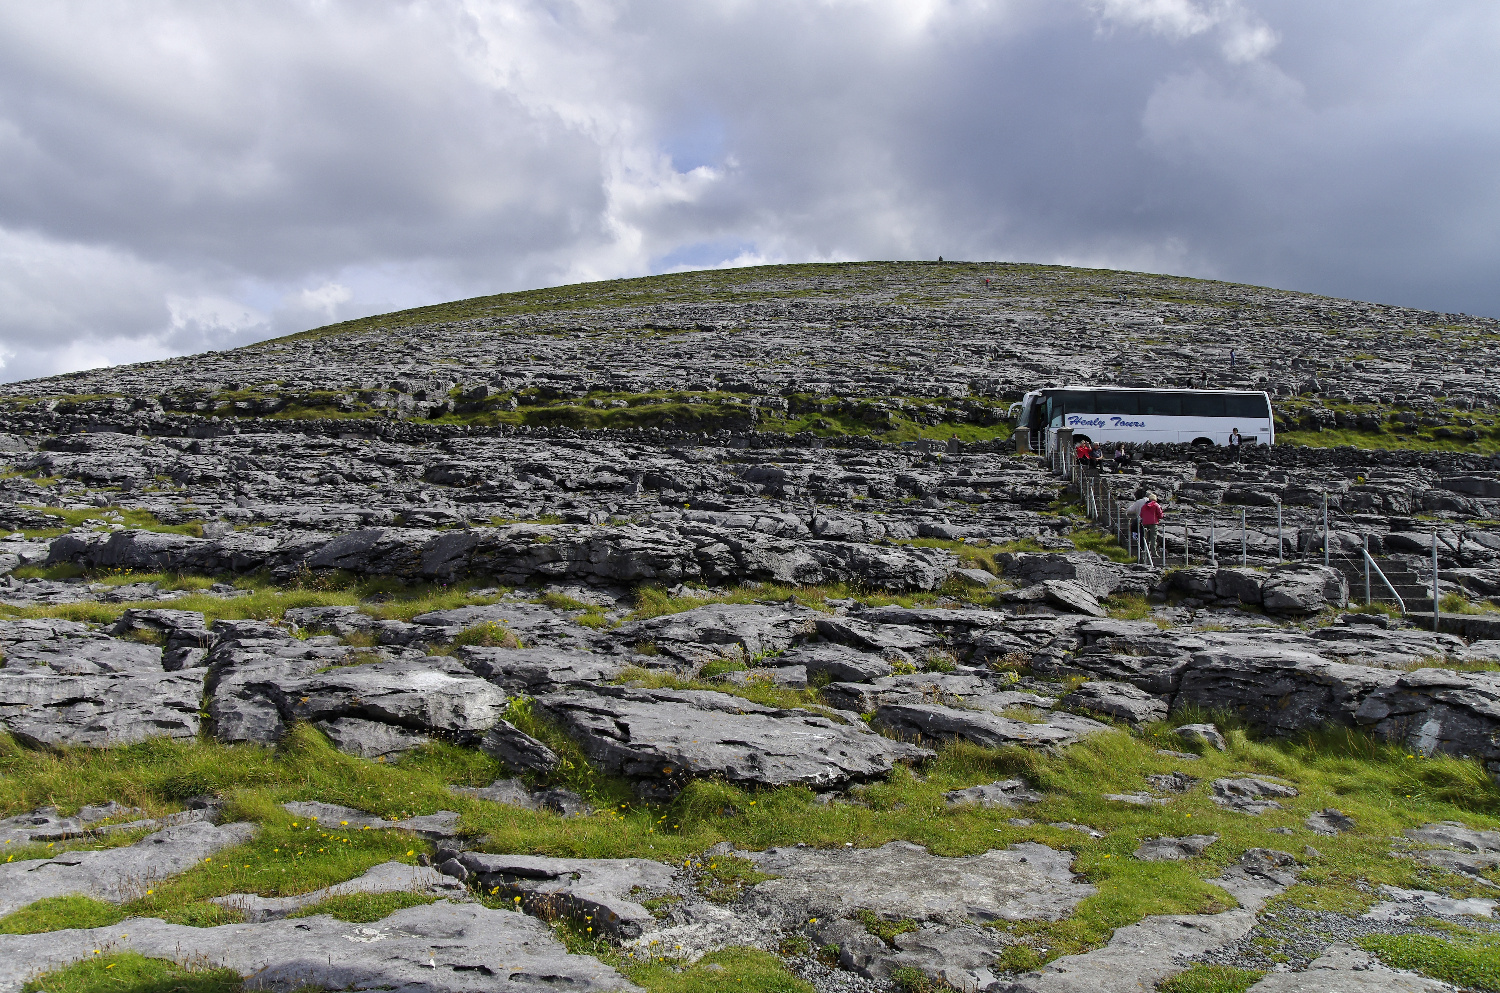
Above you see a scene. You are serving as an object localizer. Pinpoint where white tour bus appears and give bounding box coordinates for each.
[1009,387,1275,453]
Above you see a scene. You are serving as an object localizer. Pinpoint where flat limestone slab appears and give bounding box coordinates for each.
[0,821,256,916]
[0,902,640,993]
[744,840,1094,925]
[211,860,466,921]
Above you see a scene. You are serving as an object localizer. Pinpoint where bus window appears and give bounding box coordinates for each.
[1227,393,1271,418]
[1058,391,1096,415]
[1095,393,1138,416]
[1140,393,1182,416]
[1182,394,1226,417]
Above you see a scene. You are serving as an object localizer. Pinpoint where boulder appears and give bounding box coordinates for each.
[314,716,430,760]
[997,552,1122,597]
[944,780,1043,808]
[874,703,1106,749]
[536,685,932,796]
[0,668,201,747]
[1211,777,1299,814]
[1134,834,1219,861]
[775,644,894,683]
[1061,680,1167,724]
[1260,564,1348,614]
[456,851,677,938]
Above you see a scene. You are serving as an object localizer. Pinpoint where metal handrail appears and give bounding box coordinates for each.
[1362,547,1406,614]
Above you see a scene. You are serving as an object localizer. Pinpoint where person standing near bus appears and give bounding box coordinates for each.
[1229,427,1242,461]
[1074,438,1092,471]
[1140,494,1165,560]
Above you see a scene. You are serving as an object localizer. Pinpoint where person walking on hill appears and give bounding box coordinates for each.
[1228,427,1242,461]
[1140,493,1165,565]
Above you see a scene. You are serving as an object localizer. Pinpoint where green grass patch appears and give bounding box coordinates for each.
[1359,930,1500,991]
[21,953,241,993]
[0,895,126,934]
[622,946,813,993]
[1158,964,1266,993]
[1070,528,1134,563]
[287,890,438,922]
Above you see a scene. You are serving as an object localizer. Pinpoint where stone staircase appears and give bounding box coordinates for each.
[1329,552,1432,613]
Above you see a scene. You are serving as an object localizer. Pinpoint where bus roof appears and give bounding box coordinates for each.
[1037,386,1269,395]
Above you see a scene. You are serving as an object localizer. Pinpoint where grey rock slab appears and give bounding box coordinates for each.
[1105,793,1172,807]
[1212,777,1300,814]
[1146,772,1199,793]
[826,919,1013,987]
[450,778,590,816]
[1363,886,1497,922]
[874,702,1107,749]
[457,646,624,694]
[1040,579,1105,617]
[1398,820,1500,878]
[281,801,462,841]
[537,685,931,795]
[0,668,201,747]
[1306,808,1356,835]
[1134,834,1219,861]
[457,851,678,938]
[314,716,431,760]
[212,860,467,921]
[1061,679,1167,724]
[3,636,164,675]
[1404,821,1500,852]
[774,643,894,683]
[1245,944,1453,993]
[821,672,990,712]
[945,779,1043,809]
[0,820,256,915]
[998,552,1122,597]
[744,840,1094,925]
[0,802,145,845]
[0,902,641,993]
[286,656,511,735]
[815,614,941,652]
[610,603,810,658]
[477,720,560,773]
[1260,564,1349,615]
[1175,723,1228,750]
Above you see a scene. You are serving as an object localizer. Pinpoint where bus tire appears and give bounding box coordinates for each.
[1191,437,1215,447]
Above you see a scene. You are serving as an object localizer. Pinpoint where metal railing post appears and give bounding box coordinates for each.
[1240,508,1247,567]
[1432,530,1441,632]
[1323,492,1330,567]
[1209,518,1217,567]
[1276,501,1283,563]
[1185,522,1190,567]
[1364,533,1371,605]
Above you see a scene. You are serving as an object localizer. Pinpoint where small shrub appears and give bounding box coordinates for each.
[921,650,957,674]
[700,658,749,679]
[855,909,919,947]
[0,895,125,934]
[634,640,660,656]
[289,891,436,922]
[453,621,521,649]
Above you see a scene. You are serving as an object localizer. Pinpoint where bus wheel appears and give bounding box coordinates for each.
[1191,437,1215,447]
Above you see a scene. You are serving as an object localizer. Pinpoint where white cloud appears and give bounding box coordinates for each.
[0,0,1496,383]
[295,282,352,319]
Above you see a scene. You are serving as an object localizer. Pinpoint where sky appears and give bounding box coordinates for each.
[1,0,1497,382]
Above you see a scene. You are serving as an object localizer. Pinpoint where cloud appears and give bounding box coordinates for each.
[0,0,1497,383]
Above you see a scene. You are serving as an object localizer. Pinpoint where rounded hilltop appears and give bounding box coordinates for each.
[0,261,1497,993]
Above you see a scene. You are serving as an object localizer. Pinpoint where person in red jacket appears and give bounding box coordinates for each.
[1140,493,1165,559]
[1074,439,1092,471]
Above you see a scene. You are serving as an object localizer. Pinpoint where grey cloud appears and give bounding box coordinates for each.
[1,0,1497,382]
